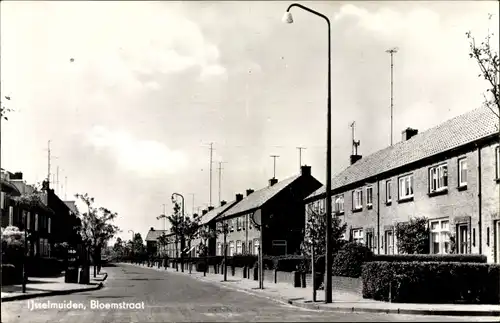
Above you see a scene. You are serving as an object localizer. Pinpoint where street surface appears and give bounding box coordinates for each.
[1,264,495,322]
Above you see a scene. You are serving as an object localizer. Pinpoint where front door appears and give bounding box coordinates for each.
[457,224,469,254]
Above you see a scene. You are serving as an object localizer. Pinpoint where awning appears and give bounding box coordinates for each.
[1,179,21,196]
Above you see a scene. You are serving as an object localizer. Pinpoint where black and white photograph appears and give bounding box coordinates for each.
[0,1,499,322]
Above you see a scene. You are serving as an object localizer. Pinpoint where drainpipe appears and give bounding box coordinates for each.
[377,178,381,255]
[477,146,482,255]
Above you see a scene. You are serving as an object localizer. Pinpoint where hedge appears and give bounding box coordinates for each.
[1,264,22,285]
[372,254,487,263]
[362,261,500,304]
[332,242,373,278]
[27,258,64,277]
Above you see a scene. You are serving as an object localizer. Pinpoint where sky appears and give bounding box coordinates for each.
[1,1,498,245]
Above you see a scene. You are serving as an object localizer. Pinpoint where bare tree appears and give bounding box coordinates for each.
[466,14,499,118]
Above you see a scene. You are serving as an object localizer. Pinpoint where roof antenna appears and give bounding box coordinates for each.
[350,121,360,155]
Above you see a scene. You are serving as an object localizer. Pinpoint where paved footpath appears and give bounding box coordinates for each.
[1,263,495,322]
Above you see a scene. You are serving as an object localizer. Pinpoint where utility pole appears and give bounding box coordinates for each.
[386,47,398,146]
[190,193,195,215]
[56,166,60,195]
[350,121,360,155]
[218,161,227,205]
[297,147,306,169]
[64,176,68,200]
[270,155,280,179]
[208,143,214,207]
[47,140,51,189]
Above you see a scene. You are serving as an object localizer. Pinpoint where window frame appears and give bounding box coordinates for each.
[458,158,468,187]
[229,241,235,256]
[398,173,414,200]
[253,239,260,256]
[236,240,242,254]
[352,189,363,210]
[429,163,448,193]
[386,180,392,203]
[430,218,450,254]
[351,228,364,244]
[496,146,500,180]
[366,186,373,207]
[334,194,345,213]
[384,230,394,255]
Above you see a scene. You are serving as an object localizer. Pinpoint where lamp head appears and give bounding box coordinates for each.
[282,11,293,24]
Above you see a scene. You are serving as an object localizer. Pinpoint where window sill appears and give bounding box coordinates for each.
[385,201,392,206]
[398,196,414,203]
[428,188,448,197]
[352,208,363,213]
[457,185,467,191]
[335,211,345,216]
[367,204,373,210]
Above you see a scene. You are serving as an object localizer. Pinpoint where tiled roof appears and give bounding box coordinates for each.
[145,229,170,241]
[198,199,239,225]
[307,107,499,200]
[224,175,300,217]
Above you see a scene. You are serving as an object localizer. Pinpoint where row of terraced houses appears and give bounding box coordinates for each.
[146,106,500,263]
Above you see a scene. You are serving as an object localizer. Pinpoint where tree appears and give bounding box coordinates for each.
[157,233,170,257]
[1,95,12,120]
[301,203,347,261]
[112,237,125,261]
[466,14,499,118]
[395,217,429,254]
[75,193,120,277]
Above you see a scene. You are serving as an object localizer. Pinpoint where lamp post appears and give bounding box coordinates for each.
[128,230,134,263]
[283,3,333,303]
[171,193,185,272]
[22,213,30,293]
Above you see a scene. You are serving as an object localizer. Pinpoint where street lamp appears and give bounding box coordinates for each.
[22,213,30,293]
[171,193,185,272]
[128,230,134,263]
[283,3,333,303]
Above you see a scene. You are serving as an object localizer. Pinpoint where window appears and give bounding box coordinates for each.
[334,195,344,213]
[366,186,373,206]
[248,241,252,255]
[217,243,222,256]
[458,158,467,187]
[352,190,363,210]
[366,231,375,251]
[429,164,448,192]
[237,217,241,230]
[229,219,234,231]
[457,224,469,254]
[1,192,5,209]
[398,174,414,199]
[386,180,392,203]
[35,214,39,231]
[352,229,363,244]
[385,230,394,255]
[248,214,253,229]
[242,242,246,254]
[341,232,347,240]
[236,240,242,254]
[254,239,260,255]
[26,211,30,229]
[430,219,450,254]
[496,147,500,179]
[229,241,235,256]
[319,199,326,214]
[8,206,13,226]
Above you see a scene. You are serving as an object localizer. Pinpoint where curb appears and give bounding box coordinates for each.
[287,300,500,317]
[1,284,103,302]
[123,264,500,317]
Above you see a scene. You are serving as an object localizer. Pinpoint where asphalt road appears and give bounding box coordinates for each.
[1,264,495,322]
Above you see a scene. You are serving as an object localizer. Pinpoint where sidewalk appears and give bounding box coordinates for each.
[125,263,500,317]
[1,271,108,302]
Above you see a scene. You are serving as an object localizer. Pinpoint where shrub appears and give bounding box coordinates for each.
[395,217,430,254]
[231,254,258,268]
[1,264,22,285]
[372,254,487,263]
[27,258,64,277]
[332,242,373,278]
[261,255,310,272]
[362,261,500,304]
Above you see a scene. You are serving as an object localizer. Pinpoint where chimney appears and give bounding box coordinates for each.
[300,165,311,176]
[10,172,23,180]
[246,189,254,196]
[269,178,278,187]
[235,193,244,201]
[208,206,214,211]
[150,227,155,231]
[402,128,418,141]
[220,200,227,206]
[193,213,198,218]
[350,155,362,165]
[202,209,208,215]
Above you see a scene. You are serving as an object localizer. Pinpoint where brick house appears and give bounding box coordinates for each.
[145,228,169,257]
[191,197,244,257]
[215,165,322,257]
[305,107,500,263]
[1,171,55,258]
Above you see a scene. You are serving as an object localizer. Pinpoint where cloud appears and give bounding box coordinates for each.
[85,126,188,176]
